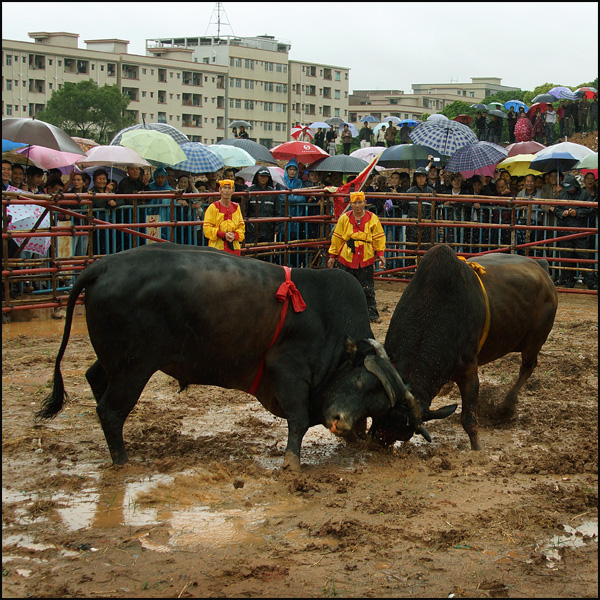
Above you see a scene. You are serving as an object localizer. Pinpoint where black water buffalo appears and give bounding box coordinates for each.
[323,244,558,450]
[36,243,400,471]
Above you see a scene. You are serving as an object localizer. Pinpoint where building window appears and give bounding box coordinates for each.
[335,71,341,81]
[6,105,12,115]
[6,55,12,66]
[6,80,12,91]
[335,90,340,100]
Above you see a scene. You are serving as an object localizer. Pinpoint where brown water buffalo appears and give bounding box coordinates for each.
[323,244,558,450]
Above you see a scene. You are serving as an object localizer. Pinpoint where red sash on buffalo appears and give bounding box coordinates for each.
[248,266,306,395]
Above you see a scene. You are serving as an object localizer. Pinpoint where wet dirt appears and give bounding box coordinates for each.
[2,282,598,598]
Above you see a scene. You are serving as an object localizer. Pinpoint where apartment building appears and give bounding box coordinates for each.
[146,34,350,147]
[2,31,350,147]
[349,77,520,123]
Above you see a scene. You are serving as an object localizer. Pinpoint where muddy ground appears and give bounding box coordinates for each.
[2,282,598,598]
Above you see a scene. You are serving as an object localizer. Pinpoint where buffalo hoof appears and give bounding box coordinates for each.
[283,451,301,473]
[495,403,517,421]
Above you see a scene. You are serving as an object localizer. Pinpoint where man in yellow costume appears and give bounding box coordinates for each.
[327,191,386,322]
[203,179,245,255]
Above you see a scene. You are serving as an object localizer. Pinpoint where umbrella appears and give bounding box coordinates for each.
[309,155,369,174]
[505,141,546,157]
[572,153,598,170]
[350,147,385,162]
[2,151,45,170]
[529,141,595,172]
[2,118,86,155]
[270,141,329,164]
[532,93,557,104]
[488,109,507,119]
[527,103,549,117]
[2,139,28,152]
[308,121,333,130]
[445,141,508,174]
[290,126,315,141]
[120,129,187,167]
[76,145,151,169]
[360,115,379,123]
[427,114,449,122]
[575,87,598,99]
[325,117,345,126]
[6,203,51,256]
[15,145,83,170]
[71,137,100,153]
[398,119,420,127]
[110,122,190,146]
[376,144,433,169]
[548,86,578,100]
[381,116,401,125]
[470,103,488,111]
[215,138,276,164]
[453,114,473,126]
[228,120,252,129]
[206,144,256,167]
[496,154,543,177]
[235,165,285,187]
[338,123,360,137]
[80,166,127,184]
[486,102,504,109]
[409,119,478,157]
[172,142,225,173]
[504,100,529,112]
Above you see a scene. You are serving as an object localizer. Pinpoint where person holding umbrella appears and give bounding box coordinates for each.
[326,191,386,323]
[238,126,249,140]
[341,124,353,155]
[475,111,487,141]
[507,106,518,143]
[358,122,373,149]
[515,109,533,142]
[549,174,595,289]
[203,179,245,255]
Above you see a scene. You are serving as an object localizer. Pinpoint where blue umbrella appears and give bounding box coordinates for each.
[409,120,478,157]
[504,100,529,112]
[397,119,420,127]
[172,142,225,173]
[110,123,190,146]
[445,141,507,174]
[2,139,28,152]
[360,115,379,123]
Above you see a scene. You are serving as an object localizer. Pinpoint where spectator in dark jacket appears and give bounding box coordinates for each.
[550,174,596,288]
[245,167,281,251]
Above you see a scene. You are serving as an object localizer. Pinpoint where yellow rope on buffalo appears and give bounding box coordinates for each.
[459,257,490,352]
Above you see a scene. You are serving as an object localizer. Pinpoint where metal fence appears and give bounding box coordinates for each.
[2,188,598,315]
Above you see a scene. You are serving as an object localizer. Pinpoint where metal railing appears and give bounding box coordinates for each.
[2,188,598,315]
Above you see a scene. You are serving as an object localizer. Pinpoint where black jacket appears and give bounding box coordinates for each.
[245,171,281,243]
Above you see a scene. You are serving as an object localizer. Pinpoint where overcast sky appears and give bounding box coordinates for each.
[3,2,598,94]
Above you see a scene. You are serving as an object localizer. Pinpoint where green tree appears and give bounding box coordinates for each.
[38,79,135,144]
[440,100,477,120]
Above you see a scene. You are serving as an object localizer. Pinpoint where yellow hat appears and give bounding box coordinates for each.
[219,179,235,188]
[350,191,366,203]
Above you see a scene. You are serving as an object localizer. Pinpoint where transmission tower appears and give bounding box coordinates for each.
[205,2,235,37]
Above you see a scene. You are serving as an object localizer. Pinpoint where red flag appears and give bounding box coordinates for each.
[329,156,380,219]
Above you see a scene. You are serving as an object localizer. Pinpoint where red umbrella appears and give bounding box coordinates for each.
[527,103,549,118]
[575,87,598,99]
[290,126,314,141]
[505,141,546,157]
[270,141,329,165]
[453,114,473,126]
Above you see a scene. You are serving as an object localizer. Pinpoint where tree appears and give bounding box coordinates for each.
[440,100,476,120]
[38,79,136,144]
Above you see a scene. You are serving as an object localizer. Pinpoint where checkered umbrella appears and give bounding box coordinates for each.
[445,141,508,174]
[409,119,478,157]
[172,143,225,173]
[110,123,190,146]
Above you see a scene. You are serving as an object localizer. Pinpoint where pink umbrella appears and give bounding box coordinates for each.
[350,147,385,162]
[6,200,51,255]
[505,141,546,157]
[16,145,83,169]
[77,145,151,169]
